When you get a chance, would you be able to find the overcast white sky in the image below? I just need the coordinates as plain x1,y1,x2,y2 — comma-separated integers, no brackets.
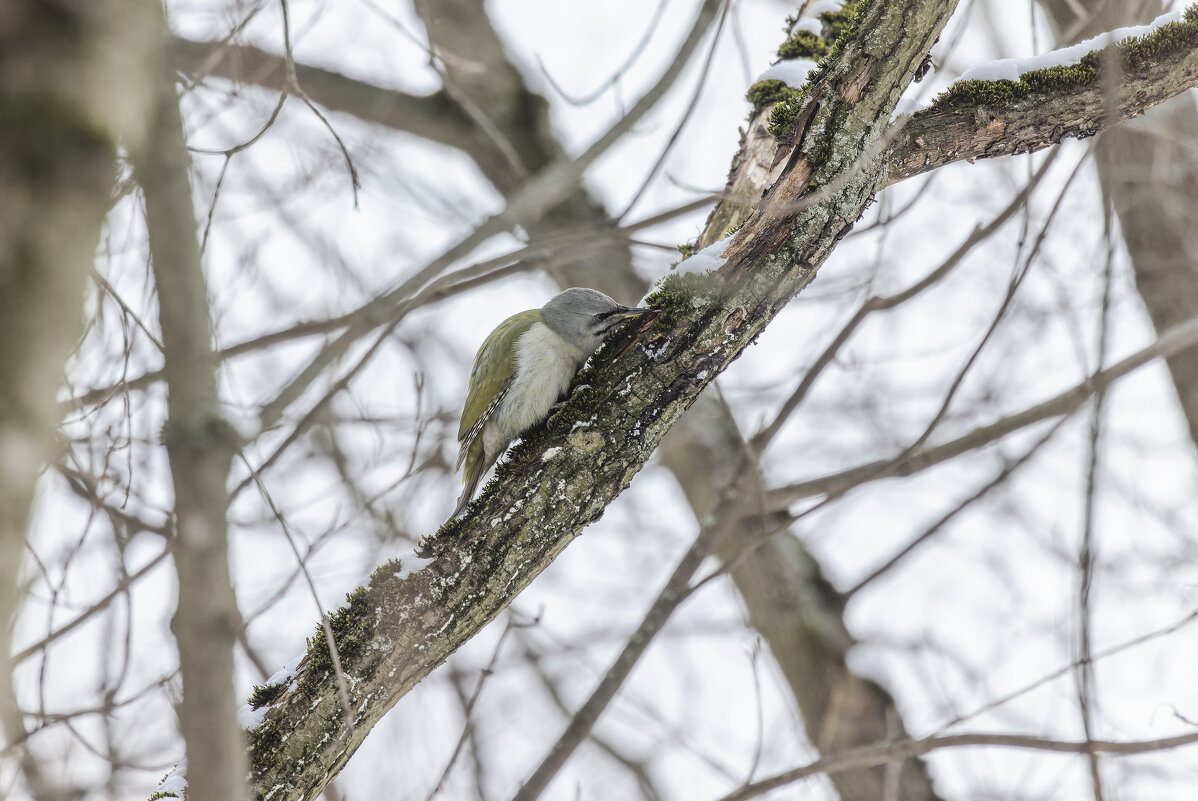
10,1,1198,799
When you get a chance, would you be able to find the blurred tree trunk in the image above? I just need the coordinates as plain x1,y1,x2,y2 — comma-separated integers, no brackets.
413,0,644,303
0,1,155,796
660,414,941,801
1039,0,1198,446
131,3,248,799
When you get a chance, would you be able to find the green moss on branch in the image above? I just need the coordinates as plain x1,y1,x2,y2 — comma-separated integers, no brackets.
745,79,799,109
248,680,289,709
300,558,405,691
765,0,875,139
777,30,829,60
933,9,1198,110
818,4,861,40
745,0,872,132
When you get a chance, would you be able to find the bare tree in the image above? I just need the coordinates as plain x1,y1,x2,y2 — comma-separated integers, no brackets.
5,1,1198,801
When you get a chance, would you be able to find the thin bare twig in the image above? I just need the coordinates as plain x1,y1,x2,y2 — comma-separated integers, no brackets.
509,520,723,801
766,311,1198,511
844,415,1069,596
536,0,670,107
279,0,360,206
12,545,171,666
617,2,730,220
237,452,356,736
751,148,1062,452
1075,193,1118,801
942,605,1198,731
516,632,666,801
423,616,522,801
714,729,1198,801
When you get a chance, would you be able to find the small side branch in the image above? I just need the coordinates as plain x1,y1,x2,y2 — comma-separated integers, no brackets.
888,9,1198,183
716,729,1198,801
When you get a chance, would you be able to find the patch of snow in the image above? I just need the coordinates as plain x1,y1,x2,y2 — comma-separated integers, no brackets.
806,0,844,15
673,239,731,277
889,95,922,121
237,653,303,729
395,551,434,579
238,702,269,730
960,59,1020,83
157,758,187,797
755,58,819,89
959,11,1181,83
793,17,823,36
640,337,672,360
541,446,562,461
503,498,525,521
264,654,303,687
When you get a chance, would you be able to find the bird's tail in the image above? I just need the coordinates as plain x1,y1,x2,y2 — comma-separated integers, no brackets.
452,446,487,518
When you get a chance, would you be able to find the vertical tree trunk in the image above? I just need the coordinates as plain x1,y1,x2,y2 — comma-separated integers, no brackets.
0,1,155,794
130,4,248,800
1039,0,1198,447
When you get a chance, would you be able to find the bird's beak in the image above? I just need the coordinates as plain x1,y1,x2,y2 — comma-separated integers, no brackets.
616,306,656,318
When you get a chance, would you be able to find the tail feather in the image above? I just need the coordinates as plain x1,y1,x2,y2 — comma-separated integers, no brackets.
453,444,487,517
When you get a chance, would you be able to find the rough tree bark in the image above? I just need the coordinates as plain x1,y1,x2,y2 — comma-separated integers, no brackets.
0,1,155,796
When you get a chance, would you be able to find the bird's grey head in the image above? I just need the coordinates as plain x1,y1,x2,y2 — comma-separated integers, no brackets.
541,287,653,355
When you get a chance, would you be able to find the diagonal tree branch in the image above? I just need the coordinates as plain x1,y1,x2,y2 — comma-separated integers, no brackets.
411,5,946,799
169,36,484,166
240,1,961,798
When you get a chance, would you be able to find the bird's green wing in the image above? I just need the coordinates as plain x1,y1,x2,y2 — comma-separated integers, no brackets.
457,310,543,451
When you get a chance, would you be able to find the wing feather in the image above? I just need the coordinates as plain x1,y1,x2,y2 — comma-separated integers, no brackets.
456,310,542,468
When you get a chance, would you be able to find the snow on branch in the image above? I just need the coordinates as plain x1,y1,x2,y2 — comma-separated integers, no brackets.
888,6,1198,184
959,9,1185,82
